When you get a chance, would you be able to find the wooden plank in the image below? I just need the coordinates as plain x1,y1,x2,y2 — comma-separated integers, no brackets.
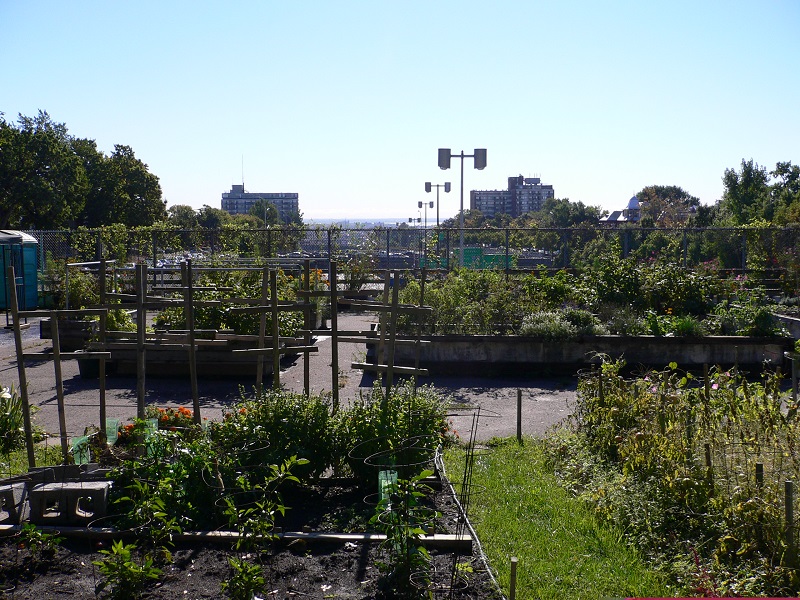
22,352,112,360
338,337,428,345
232,346,319,355
351,362,428,376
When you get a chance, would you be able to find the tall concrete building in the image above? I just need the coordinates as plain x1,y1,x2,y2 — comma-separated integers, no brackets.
221,185,300,222
470,175,555,218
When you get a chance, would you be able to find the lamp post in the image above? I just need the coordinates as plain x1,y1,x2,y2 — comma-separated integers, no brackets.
418,200,434,230
437,149,487,267
424,182,451,230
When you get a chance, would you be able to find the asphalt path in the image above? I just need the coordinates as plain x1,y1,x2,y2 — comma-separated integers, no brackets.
0,312,577,447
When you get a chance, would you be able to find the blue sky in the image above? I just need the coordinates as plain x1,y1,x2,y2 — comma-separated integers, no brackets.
2,1,798,222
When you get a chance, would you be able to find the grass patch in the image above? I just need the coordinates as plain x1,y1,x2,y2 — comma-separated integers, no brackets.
1,444,64,478
443,437,673,600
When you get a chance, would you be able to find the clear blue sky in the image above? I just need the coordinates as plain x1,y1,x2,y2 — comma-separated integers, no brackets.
2,1,798,222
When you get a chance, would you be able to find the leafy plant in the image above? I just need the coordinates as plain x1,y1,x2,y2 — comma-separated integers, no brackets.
93,539,162,599
18,523,64,561
370,469,438,597
222,556,266,600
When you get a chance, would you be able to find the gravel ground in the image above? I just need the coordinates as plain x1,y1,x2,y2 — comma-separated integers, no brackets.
0,312,577,447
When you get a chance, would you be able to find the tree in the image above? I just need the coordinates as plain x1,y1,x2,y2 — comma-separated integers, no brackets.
196,205,231,229
247,198,278,226
770,161,800,224
0,111,88,228
167,204,198,229
635,185,700,226
719,159,770,224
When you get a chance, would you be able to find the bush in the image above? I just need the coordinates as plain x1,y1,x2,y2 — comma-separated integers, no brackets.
519,311,578,340
334,382,453,483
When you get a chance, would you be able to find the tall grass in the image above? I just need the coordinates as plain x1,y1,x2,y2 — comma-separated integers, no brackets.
443,438,671,599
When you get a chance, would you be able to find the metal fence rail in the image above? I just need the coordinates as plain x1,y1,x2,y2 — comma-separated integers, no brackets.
24,226,800,286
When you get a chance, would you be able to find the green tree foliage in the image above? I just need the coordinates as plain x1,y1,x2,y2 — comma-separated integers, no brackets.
196,205,231,229
0,111,88,228
247,198,278,226
167,204,198,228
719,159,771,224
635,185,699,226
0,111,164,229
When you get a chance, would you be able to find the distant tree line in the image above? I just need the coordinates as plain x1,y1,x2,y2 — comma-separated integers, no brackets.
0,111,303,231
2,111,797,233
442,160,800,230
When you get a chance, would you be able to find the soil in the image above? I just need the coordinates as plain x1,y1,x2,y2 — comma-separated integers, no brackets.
0,481,500,599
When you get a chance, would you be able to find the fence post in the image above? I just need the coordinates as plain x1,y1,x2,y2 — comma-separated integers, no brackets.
517,388,522,444
705,443,714,497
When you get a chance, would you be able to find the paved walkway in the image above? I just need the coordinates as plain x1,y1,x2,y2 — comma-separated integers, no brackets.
0,313,576,448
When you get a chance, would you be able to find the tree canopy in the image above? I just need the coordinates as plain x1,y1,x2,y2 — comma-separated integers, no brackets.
0,111,165,229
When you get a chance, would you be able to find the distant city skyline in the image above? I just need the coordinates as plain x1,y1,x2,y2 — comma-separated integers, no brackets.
2,1,797,221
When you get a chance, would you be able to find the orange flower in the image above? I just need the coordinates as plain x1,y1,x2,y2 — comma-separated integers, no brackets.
239,407,248,415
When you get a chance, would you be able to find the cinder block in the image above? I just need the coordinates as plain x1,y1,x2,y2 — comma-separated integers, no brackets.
0,483,29,525
29,481,111,526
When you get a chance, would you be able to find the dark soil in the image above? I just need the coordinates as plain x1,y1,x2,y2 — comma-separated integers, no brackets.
0,482,500,599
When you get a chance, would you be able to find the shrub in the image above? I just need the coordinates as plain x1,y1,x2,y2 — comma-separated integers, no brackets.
520,311,578,340
334,382,453,483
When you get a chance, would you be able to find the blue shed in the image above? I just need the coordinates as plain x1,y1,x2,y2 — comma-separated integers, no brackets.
0,230,39,310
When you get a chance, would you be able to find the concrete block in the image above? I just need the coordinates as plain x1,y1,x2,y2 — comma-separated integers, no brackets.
0,483,28,524
29,481,111,526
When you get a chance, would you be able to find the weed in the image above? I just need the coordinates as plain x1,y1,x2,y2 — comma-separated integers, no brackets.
93,539,161,599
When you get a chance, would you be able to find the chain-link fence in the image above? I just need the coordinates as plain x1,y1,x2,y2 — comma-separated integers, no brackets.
23,226,800,283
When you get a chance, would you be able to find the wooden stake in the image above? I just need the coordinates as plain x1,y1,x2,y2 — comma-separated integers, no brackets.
303,260,311,397
509,556,518,600
185,260,200,424
99,259,107,439
786,480,795,567
756,463,763,551
7,266,36,468
330,260,339,408
256,267,268,394
271,269,280,390
49,311,70,463
517,389,523,444
136,263,146,419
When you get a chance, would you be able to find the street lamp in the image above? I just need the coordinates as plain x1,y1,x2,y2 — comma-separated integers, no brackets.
417,200,434,230
424,181,451,230
437,148,487,267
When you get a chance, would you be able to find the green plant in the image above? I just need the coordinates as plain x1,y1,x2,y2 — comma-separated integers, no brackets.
519,310,578,340
370,469,437,597
222,556,266,600
0,385,27,454
212,390,334,479
335,382,453,484
93,539,162,599
18,523,64,560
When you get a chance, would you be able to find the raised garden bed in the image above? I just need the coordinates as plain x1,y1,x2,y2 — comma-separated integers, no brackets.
386,334,794,375
0,473,497,599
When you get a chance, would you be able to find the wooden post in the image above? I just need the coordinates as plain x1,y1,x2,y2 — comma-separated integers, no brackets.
49,311,70,463
303,260,311,397
385,271,400,397
185,260,200,424
704,443,713,497
270,269,280,390
136,262,146,419
99,259,107,439
256,267,269,394
329,260,339,408
516,388,523,444
376,271,392,388
756,463,764,551
7,266,36,468
786,480,795,567
509,556,518,600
